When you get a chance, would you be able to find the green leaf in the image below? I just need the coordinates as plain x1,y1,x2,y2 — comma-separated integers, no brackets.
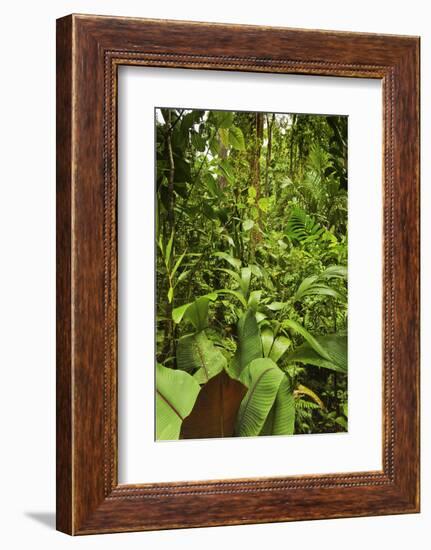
261,328,291,363
156,363,200,440
183,296,216,331
282,320,332,361
216,268,241,287
191,132,206,151
229,126,245,150
266,302,287,311
286,333,347,373
214,110,234,129
203,173,220,197
172,293,217,326
248,290,262,310
271,376,295,435
248,186,257,199
235,358,284,436
214,251,242,270
335,416,348,429
165,231,174,265
217,289,247,308
230,309,262,377
180,110,204,133
167,286,174,303
269,335,291,363
218,127,230,148
176,331,227,382
258,197,270,213
239,267,252,298
174,269,191,286
243,219,254,231
320,265,348,279
261,328,275,358
219,159,235,183
170,250,186,279
294,275,344,302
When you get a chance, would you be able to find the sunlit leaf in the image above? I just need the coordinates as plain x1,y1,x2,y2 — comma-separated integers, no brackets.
177,330,227,382
230,309,262,377
229,126,245,150
156,363,200,440
235,358,284,436
214,251,242,270
286,333,347,373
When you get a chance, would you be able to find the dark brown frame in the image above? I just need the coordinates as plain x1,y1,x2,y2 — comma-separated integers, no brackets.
56,14,420,535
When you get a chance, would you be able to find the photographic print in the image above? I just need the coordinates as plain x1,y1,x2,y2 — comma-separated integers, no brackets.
155,108,348,441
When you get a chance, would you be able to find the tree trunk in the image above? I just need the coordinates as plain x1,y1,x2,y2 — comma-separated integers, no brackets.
249,112,264,253
265,113,275,196
162,110,175,363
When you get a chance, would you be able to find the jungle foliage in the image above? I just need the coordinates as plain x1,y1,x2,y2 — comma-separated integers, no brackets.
155,107,348,440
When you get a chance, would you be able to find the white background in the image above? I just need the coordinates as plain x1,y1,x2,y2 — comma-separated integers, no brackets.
0,1,428,548
118,68,382,483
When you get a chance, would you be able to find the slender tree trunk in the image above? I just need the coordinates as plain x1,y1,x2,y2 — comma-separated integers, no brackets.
166,110,175,230
265,113,275,196
163,110,175,363
289,114,297,180
249,112,264,254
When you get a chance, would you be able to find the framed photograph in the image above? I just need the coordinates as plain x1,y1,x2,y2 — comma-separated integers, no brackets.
56,14,420,534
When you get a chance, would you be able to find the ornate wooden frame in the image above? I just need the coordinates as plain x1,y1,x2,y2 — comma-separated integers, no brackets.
56,14,420,535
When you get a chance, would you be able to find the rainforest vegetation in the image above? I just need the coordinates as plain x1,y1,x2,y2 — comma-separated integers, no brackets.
155,108,348,440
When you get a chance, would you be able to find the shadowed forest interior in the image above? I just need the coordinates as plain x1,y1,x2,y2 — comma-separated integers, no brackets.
155,107,348,441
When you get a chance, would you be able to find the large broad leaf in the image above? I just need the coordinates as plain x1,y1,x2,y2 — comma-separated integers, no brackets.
213,110,234,129
235,358,284,437
239,267,252,298
263,376,295,435
214,251,242,270
286,333,347,373
320,265,347,279
294,275,344,302
180,370,247,439
261,328,291,364
283,319,332,361
230,309,262,377
229,126,246,150
172,293,217,329
176,331,227,383
156,363,200,440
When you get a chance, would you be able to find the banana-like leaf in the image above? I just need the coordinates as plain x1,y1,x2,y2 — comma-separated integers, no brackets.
261,328,291,363
230,309,262,377
172,293,217,328
294,275,344,302
320,265,347,279
283,319,332,361
270,335,291,363
266,301,288,311
248,290,262,310
176,330,227,382
156,363,201,440
272,376,295,435
286,333,347,373
180,370,247,439
217,288,247,308
235,358,284,437
239,267,252,298
261,328,274,358
214,251,241,269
